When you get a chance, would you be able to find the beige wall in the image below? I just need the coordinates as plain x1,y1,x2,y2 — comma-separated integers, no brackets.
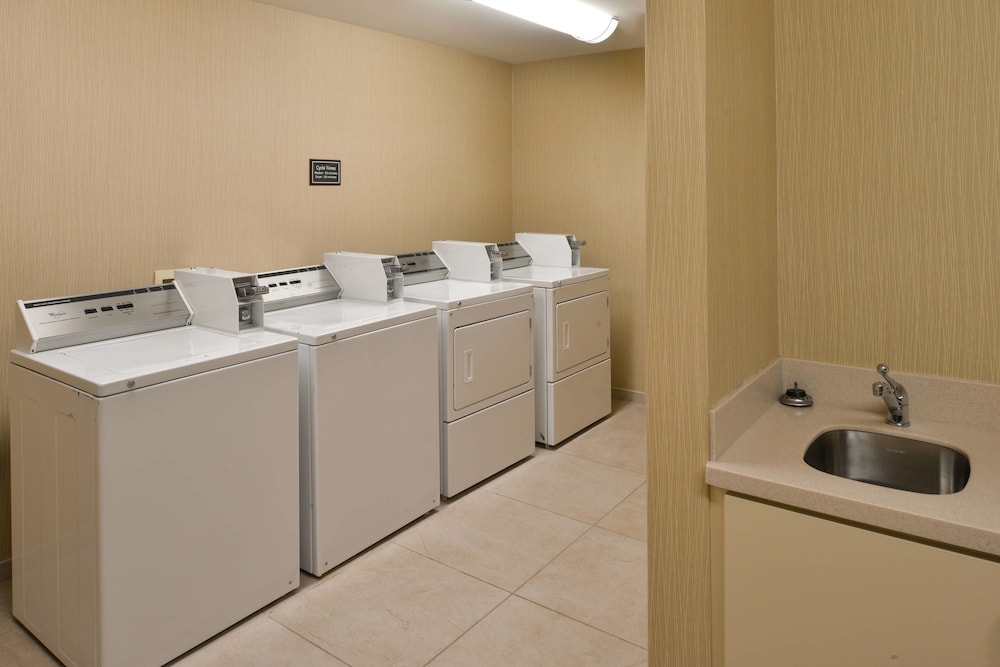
776,1,1000,384
512,49,646,394
647,0,778,664
645,2,712,661
0,0,514,564
648,0,1000,664
707,1,779,399
650,0,1000,661
0,1,650,571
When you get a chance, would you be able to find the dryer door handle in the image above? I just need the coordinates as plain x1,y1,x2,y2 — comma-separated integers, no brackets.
562,321,571,350
464,349,474,383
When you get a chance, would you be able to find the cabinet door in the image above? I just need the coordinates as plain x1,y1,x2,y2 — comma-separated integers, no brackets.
725,495,1000,667
554,291,609,373
452,310,531,411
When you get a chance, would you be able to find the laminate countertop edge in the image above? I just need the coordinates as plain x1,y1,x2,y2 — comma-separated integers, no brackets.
706,401,1000,558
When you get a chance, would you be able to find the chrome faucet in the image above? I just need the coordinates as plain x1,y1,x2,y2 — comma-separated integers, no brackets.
872,363,909,427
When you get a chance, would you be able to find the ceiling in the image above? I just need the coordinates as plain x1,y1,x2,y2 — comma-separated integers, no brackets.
251,0,646,64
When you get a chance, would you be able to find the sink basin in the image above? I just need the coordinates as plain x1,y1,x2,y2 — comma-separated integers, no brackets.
803,429,970,495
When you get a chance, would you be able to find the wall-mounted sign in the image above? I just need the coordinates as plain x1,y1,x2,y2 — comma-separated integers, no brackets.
310,160,341,186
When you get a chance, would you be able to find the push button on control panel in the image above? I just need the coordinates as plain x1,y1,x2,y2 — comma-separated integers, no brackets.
18,283,192,353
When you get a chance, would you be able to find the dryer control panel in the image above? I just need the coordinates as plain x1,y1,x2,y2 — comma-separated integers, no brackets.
432,241,503,282
15,284,191,353
515,232,586,267
324,252,404,302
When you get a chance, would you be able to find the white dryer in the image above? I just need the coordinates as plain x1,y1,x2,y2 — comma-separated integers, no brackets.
255,253,440,576
398,242,535,498
498,233,611,446
9,272,299,667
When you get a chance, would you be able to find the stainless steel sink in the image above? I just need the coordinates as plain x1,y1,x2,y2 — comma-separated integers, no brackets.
803,429,970,495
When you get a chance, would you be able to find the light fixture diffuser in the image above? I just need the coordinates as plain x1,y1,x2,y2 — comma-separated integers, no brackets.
472,0,619,44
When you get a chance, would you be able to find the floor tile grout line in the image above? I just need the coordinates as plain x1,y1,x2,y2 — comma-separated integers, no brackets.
590,479,648,531
272,554,517,667
507,514,649,647
389,517,587,599
509,521,648,602
484,486,624,528
417,590,514,667
266,613,359,666
389,538,521,594
508,591,650,652
548,431,648,472
557,449,648,476
235,513,648,666
420,588,650,666
487,466,646,530
388,488,642,605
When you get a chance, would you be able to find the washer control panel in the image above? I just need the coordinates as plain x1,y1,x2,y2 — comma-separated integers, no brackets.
396,250,448,285
257,265,342,311
15,284,190,353
496,241,532,270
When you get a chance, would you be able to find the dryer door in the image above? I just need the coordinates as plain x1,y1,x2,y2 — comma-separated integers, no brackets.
452,310,531,411
555,291,609,373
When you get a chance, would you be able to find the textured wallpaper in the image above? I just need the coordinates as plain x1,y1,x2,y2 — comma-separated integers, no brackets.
0,0,514,564
645,0,712,662
776,0,1000,384
647,0,778,664
512,49,646,394
707,0,780,404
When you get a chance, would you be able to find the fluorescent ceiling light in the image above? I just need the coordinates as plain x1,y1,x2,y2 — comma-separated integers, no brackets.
472,0,619,44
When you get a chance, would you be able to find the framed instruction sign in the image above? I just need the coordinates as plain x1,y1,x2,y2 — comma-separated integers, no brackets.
310,160,341,186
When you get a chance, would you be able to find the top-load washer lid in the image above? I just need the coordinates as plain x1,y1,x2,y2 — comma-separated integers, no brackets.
502,265,609,288
10,326,297,397
262,298,436,345
402,279,533,310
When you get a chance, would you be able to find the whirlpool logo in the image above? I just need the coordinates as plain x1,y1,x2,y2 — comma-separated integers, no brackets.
47,311,68,319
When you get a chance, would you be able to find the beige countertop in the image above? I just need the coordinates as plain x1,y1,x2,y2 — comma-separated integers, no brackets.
707,359,1000,558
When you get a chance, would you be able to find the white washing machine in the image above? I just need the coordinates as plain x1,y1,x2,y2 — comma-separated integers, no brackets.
8,271,300,667
255,253,440,576
398,241,535,498
498,233,611,446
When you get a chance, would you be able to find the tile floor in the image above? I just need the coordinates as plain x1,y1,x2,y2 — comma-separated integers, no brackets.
0,400,647,667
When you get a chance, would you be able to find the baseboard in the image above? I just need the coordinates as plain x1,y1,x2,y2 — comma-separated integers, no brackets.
0,558,10,582
612,387,646,404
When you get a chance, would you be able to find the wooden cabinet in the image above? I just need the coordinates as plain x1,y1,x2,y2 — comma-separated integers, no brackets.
723,494,1000,667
